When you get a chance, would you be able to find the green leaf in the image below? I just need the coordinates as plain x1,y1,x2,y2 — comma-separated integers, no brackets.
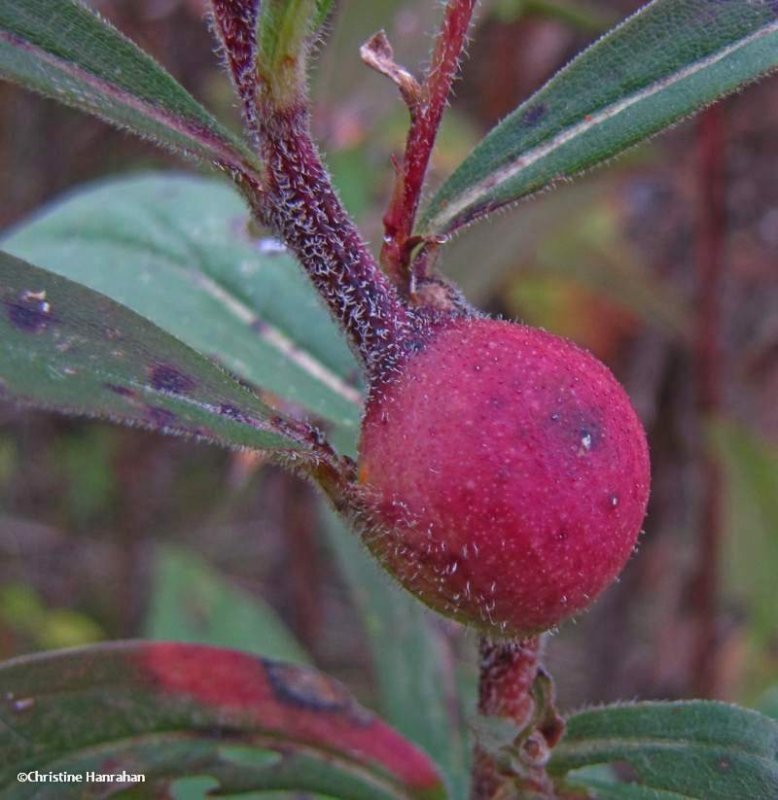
0,0,258,174
3,173,362,448
256,0,327,101
420,0,778,235
571,778,689,799
757,686,778,721
711,420,778,652
0,642,447,800
550,700,778,800
145,544,309,664
314,0,337,30
322,506,472,800
0,250,310,454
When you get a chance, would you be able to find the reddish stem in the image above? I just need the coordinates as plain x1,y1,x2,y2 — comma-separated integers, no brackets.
254,107,418,378
690,103,726,698
208,0,261,136
380,0,478,283
471,636,562,800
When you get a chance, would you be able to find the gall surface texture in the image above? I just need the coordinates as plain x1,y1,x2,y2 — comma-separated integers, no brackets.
357,318,650,637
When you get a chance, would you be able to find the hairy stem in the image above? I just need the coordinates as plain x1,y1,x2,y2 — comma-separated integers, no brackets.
380,0,478,283
471,636,562,800
208,0,262,136
252,106,417,378
690,103,726,698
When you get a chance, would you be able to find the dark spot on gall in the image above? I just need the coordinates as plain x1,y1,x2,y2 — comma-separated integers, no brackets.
149,364,196,394
552,408,604,453
264,661,371,724
521,103,547,127
579,428,594,451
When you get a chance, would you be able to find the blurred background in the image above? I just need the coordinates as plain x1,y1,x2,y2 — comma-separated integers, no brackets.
0,0,776,736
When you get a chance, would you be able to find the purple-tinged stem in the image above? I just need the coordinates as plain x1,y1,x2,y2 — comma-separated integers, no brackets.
471,636,563,800
379,0,478,284
254,106,417,378
208,0,262,137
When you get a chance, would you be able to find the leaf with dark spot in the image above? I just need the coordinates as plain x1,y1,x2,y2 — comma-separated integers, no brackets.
521,103,547,127
3,173,362,454
0,642,446,800
149,363,197,394
0,251,311,455
104,382,135,398
420,0,778,234
4,289,56,334
265,660,371,720
145,406,178,429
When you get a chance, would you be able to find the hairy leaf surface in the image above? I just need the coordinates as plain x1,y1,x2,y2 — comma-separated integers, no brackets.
0,642,446,800
550,701,778,800
0,0,257,173
421,0,778,234
0,251,310,454
3,174,362,444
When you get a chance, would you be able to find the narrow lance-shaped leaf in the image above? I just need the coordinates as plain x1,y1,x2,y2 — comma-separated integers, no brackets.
313,0,337,30
256,0,331,102
0,0,259,176
145,544,311,664
711,419,778,651
0,251,311,455
322,506,472,800
549,700,778,800
420,0,778,235
210,0,334,128
2,174,363,449
0,642,447,800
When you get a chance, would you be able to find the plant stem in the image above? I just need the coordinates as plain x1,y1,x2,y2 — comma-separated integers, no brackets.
471,635,562,800
690,103,727,698
379,0,478,283
253,106,417,378
208,0,262,136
